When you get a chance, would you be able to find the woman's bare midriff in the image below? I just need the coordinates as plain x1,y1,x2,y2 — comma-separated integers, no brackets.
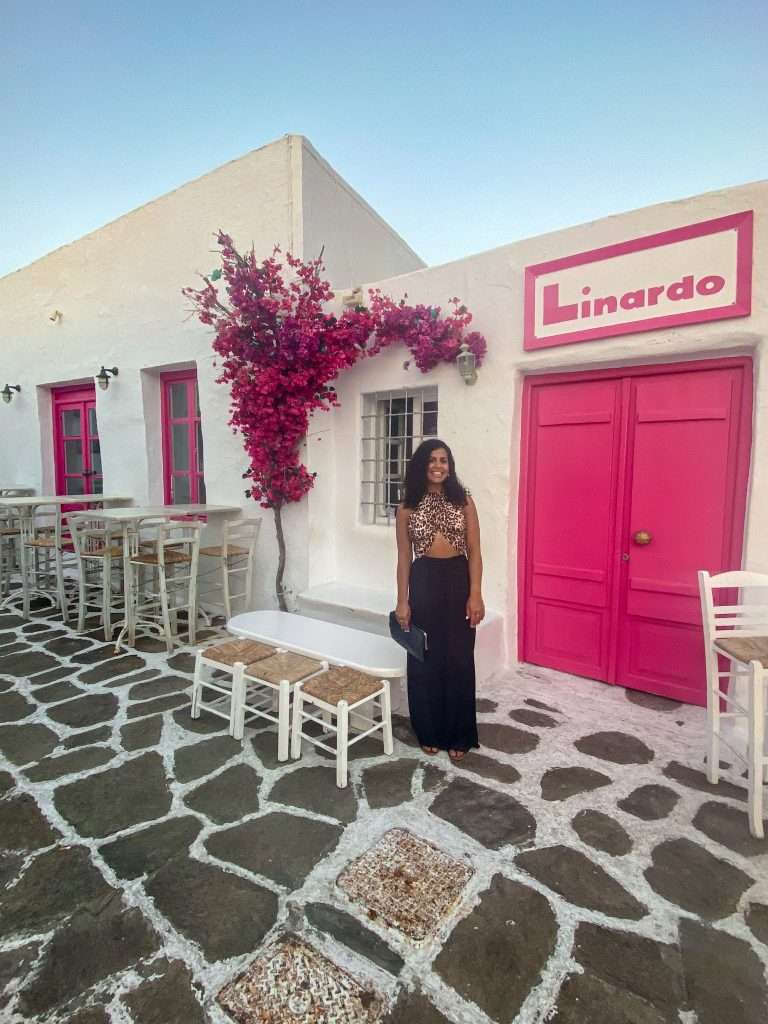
423,530,461,558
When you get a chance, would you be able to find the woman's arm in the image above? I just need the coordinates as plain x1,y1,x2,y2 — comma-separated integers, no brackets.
395,504,413,628
465,496,485,627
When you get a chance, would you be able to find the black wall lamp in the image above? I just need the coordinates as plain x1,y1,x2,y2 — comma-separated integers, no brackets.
96,366,119,391
1,384,21,405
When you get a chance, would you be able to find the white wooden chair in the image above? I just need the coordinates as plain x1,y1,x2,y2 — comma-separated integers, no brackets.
199,517,261,619
117,519,201,653
18,507,75,622
291,667,394,787
698,569,768,838
67,513,124,640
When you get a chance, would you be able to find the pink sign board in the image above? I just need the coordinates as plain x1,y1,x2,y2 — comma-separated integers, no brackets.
523,211,753,351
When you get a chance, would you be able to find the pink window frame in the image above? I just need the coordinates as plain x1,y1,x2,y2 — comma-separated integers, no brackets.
160,370,205,505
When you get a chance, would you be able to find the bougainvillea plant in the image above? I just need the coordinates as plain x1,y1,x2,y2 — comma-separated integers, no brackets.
183,231,486,609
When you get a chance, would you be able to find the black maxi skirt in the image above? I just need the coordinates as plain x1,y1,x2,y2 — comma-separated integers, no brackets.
407,555,479,752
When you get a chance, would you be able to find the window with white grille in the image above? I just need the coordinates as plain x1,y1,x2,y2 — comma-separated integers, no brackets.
361,387,438,524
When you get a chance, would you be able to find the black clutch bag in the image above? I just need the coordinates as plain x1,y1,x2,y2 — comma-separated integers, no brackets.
388,611,428,662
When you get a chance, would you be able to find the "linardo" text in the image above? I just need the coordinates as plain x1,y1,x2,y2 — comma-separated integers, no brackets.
542,273,726,325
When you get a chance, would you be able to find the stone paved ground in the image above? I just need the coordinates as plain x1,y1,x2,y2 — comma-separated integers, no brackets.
0,602,767,1023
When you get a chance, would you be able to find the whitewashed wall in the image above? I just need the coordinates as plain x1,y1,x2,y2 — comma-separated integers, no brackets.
309,179,768,666
0,135,425,610
299,138,425,290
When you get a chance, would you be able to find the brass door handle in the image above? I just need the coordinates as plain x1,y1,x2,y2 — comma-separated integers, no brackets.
632,530,652,546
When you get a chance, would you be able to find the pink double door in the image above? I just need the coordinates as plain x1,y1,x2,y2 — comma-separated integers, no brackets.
520,357,753,706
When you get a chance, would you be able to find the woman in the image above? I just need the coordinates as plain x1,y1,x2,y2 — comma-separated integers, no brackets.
395,438,484,761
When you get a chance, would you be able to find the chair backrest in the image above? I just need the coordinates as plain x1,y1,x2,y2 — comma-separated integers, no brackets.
133,518,202,571
66,513,120,558
222,517,261,557
20,504,59,545
698,569,768,646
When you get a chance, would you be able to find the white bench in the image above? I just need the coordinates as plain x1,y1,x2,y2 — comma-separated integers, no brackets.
297,581,505,685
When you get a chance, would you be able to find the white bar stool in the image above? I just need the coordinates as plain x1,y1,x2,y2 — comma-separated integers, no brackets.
291,666,394,787
199,518,261,618
67,513,124,640
191,638,277,735
117,519,201,653
698,569,768,838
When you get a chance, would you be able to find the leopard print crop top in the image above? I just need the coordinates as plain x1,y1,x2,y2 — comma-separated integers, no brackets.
407,491,469,558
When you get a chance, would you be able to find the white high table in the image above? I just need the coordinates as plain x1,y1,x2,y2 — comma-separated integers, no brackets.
89,504,241,647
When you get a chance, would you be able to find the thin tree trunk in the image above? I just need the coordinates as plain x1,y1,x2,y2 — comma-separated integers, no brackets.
273,503,288,611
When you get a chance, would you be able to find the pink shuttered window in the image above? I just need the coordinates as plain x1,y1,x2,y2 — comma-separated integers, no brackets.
161,370,206,505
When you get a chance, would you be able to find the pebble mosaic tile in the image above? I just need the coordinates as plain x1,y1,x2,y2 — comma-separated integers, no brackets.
336,828,474,942
217,934,382,1024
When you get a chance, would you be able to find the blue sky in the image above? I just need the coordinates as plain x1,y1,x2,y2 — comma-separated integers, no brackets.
1,0,766,279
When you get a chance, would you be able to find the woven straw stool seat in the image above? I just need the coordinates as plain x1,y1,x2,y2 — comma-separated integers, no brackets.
0,527,20,536
25,534,57,548
714,636,768,668
131,548,191,565
199,543,249,557
83,544,123,559
303,666,383,705
248,651,324,684
204,638,275,667
291,666,394,788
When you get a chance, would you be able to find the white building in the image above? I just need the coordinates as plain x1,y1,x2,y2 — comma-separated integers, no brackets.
2,134,766,707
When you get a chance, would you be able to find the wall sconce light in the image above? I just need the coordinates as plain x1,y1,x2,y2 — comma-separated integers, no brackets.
1,384,21,405
456,342,478,385
95,366,119,391
49,309,63,323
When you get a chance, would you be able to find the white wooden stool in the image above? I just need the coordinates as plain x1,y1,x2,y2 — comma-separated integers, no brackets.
235,650,328,760
291,666,394,787
191,638,276,735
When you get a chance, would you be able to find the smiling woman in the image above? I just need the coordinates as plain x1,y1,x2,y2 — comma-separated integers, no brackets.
395,438,484,762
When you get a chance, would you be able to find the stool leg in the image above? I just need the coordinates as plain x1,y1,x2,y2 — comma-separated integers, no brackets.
291,684,304,759
191,651,204,719
55,545,69,624
381,681,394,754
187,561,198,646
158,566,174,654
222,556,232,620
231,662,246,740
337,699,349,788
103,555,114,641
277,678,291,762
77,559,87,632
748,661,765,839
21,542,30,619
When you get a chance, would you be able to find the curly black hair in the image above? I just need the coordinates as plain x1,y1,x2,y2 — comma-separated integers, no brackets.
401,438,468,508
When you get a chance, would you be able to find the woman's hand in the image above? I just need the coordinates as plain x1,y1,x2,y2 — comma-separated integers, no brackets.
466,593,485,628
395,600,411,630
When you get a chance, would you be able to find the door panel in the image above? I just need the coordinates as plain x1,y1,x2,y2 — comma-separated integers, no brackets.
616,367,748,703
523,378,622,681
53,386,99,499
521,359,752,707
